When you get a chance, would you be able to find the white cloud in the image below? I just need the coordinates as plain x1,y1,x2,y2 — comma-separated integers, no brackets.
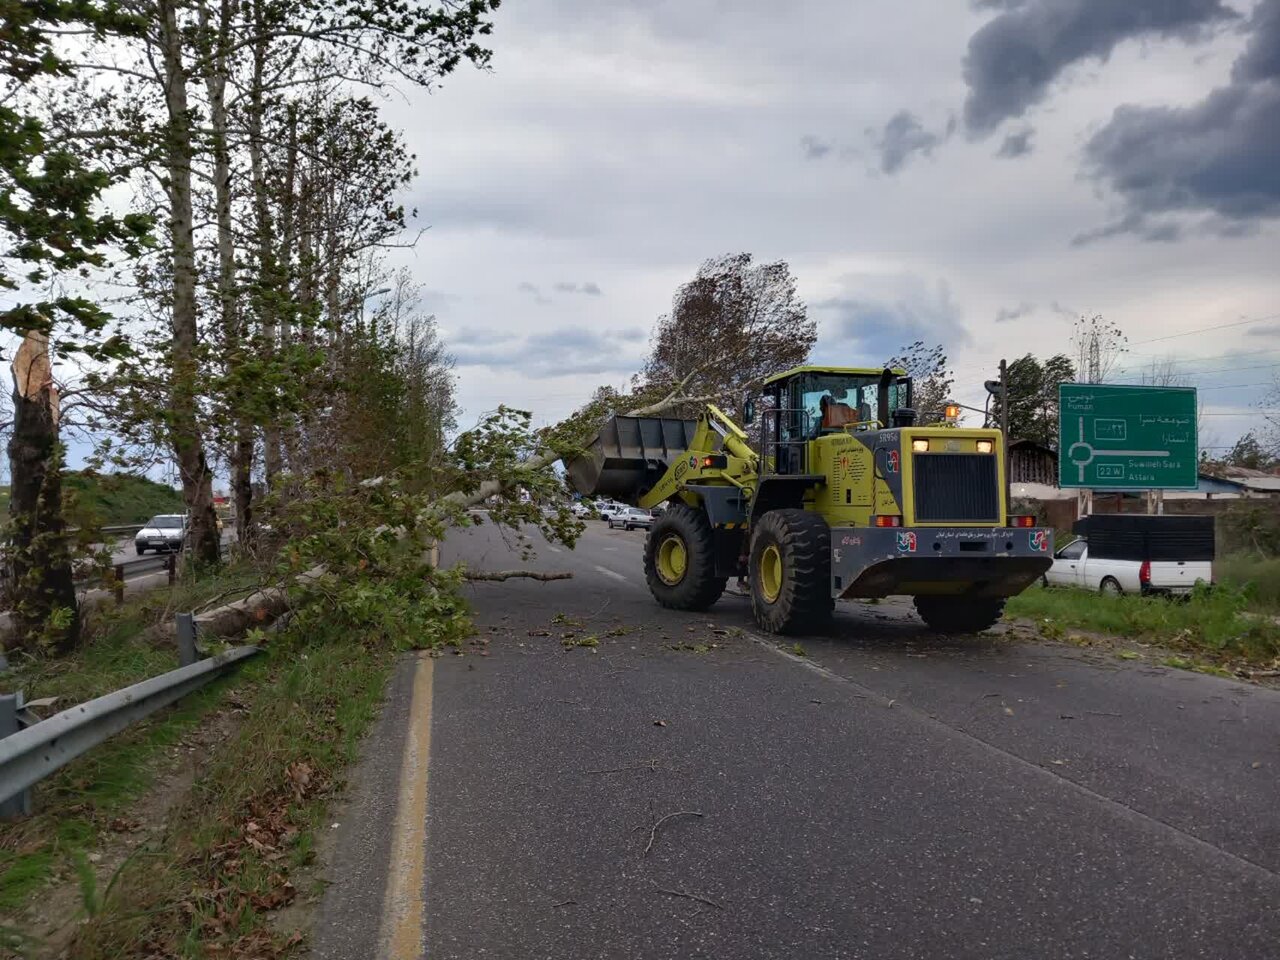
383,0,1280,444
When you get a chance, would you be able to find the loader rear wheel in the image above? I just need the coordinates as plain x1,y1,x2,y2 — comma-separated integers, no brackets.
644,503,726,611
749,509,833,635
914,596,1006,634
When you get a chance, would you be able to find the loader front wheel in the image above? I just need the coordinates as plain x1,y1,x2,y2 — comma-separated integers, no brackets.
749,509,833,635
644,503,726,611
914,596,1006,634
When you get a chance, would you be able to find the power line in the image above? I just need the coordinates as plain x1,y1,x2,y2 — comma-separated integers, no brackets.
1120,346,1280,366
1126,313,1280,347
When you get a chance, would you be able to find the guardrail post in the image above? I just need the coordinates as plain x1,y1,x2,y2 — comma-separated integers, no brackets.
0,694,32,818
113,564,125,605
175,613,198,667
167,553,176,585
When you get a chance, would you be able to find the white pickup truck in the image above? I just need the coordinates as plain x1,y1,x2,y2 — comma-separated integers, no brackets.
1045,537,1212,596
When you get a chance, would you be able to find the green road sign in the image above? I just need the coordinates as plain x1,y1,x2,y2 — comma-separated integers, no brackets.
1058,384,1198,490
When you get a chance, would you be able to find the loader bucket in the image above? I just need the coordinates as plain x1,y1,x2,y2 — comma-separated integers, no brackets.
564,415,697,504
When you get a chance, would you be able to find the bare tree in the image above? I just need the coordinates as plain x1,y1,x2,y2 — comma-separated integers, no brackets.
1071,314,1127,384
885,341,953,424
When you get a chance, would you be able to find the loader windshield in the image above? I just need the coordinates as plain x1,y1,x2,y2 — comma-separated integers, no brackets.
798,374,910,435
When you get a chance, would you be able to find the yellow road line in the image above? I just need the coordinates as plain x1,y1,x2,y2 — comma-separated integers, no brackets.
379,653,435,960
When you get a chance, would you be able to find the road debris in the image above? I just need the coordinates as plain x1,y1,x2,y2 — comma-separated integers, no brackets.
643,810,705,857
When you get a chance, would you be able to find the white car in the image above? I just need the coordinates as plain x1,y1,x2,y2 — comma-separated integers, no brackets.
135,514,186,555
607,507,654,531
1045,538,1212,596
594,500,627,521
570,502,596,519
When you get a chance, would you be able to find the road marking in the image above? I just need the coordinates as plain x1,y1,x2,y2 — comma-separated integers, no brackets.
593,564,629,583
744,629,1279,883
379,654,434,960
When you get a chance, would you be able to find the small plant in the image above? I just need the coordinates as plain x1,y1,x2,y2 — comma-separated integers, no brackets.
791,642,806,657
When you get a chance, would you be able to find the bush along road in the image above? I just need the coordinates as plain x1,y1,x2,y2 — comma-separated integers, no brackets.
312,519,1280,960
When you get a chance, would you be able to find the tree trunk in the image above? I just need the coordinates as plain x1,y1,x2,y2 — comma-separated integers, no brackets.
247,5,282,488
159,0,220,567
200,0,249,549
264,102,298,480
6,332,79,654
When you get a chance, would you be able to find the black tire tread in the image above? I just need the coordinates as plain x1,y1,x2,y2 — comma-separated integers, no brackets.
913,596,1006,634
644,503,726,611
749,508,833,635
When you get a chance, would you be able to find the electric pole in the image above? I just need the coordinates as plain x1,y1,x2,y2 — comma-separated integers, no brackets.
999,358,1011,512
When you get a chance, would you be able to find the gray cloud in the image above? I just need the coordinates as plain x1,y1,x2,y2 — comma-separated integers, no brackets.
517,281,540,294
1080,3,1280,241
452,324,646,378
963,0,1237,136
995,301,1035,322
997,129,1034,158
873,111,944,174
1246,322,1280,337
813,280,972,364
550,281,605,296
800,134,834,159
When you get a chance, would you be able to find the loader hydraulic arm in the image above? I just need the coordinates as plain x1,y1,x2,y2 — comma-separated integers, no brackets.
638,404,758,510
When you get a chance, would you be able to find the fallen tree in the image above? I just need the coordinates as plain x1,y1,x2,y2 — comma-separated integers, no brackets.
183,374,711,643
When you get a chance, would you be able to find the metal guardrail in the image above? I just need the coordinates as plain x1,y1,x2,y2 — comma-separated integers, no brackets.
0,634,260,816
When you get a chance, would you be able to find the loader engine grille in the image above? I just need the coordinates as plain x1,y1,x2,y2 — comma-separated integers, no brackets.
913,454,1000,523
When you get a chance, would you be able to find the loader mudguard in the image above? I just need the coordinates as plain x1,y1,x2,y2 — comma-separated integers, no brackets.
830,525,1053,600
748,475,825,526
685,484,749,578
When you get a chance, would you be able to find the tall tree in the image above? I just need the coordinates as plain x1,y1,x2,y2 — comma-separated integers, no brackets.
1,0,149,652
641,253,814,418
1003,353,1076,447
885,341,953,424
1224,431,1276,471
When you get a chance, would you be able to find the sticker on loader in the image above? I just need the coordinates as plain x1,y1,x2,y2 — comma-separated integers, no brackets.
1030,530,1050,552
897,531,917,553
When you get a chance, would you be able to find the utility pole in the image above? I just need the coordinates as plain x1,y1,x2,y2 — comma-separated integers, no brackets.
999,358,1011,513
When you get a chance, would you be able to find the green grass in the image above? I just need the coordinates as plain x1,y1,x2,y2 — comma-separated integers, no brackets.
70,623,398,958
1007,581,1280,664
1215,553,1280,615
0,471,185,530
64,471,185,526
0,563,267,932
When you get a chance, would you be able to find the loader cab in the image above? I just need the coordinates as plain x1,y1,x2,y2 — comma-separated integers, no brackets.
746,366,913,475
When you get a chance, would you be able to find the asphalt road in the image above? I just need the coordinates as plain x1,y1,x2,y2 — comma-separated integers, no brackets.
314,519,1280,960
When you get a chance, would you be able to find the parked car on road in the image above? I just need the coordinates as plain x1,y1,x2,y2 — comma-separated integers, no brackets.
594,500,627,521
1045,537,1212,596
135,514,186,555
607,507,654,531
571,501,597,519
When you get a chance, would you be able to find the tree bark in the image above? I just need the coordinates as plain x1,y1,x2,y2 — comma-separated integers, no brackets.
247,1,282,491
6,333,79,654
159,0,220,567
198,0,252,549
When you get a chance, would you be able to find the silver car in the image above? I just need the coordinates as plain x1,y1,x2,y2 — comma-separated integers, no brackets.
135,514,186,554
607,507,654,531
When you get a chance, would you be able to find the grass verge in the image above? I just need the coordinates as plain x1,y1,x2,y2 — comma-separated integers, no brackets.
0,562,266,943
66,621,399,958
1215,553,1280,615
1006,581,1280,666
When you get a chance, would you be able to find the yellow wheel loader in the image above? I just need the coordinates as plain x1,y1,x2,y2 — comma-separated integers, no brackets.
566,366,1053,635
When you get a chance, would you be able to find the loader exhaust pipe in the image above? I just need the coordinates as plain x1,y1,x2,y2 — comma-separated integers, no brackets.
878,368,894,428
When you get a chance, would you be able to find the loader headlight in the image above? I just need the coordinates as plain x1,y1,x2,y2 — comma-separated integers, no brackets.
911,439,930,452
976,440,993,454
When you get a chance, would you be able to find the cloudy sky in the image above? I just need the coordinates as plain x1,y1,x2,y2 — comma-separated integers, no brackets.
383,0,1280,454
